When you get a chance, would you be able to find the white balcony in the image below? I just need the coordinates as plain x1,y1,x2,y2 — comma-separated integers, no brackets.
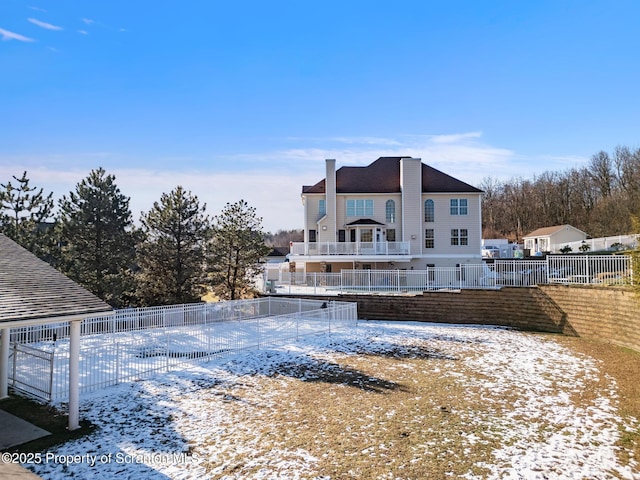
290,241,411,256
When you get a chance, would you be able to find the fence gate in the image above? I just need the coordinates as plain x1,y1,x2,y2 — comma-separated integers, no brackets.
9,343,55,402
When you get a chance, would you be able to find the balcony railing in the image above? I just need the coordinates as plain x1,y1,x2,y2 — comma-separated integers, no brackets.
290,241,411,256
265,255,635,294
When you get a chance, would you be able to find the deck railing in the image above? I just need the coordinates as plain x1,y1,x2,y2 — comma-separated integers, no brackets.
267,255,635,294
289,241,411,256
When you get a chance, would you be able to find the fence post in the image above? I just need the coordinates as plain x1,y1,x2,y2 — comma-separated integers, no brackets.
585,256,590,282
115,342,120,385
48,349,55,403
166,327,170,373
12,342,17,389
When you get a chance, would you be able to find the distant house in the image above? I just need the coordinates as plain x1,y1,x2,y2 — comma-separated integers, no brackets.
264,246,290,263
523,225,587,254
289,156,483,273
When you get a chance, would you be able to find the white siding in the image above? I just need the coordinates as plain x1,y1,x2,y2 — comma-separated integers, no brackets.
400,158,422,253
421,193,482,257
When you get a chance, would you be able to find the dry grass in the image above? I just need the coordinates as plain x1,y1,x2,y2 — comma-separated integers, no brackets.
192,334,640,479
552,335,640,464
4,328,639,479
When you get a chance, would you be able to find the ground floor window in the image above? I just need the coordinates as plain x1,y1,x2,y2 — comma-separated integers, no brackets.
450,228,468,246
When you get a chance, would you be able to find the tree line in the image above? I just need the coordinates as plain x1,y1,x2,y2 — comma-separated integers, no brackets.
0,168,270,308
481,145,640,242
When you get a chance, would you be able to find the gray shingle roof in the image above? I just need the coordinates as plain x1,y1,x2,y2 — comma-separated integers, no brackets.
0,234,112,323
302,157,482,194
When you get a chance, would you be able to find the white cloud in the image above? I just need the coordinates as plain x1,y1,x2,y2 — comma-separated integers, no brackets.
0,132,589,232
81,18,94,25
328,136,404,146
428,131,483,144
0,27,35,42
77,30,88,35
29,6,47,13
28,18,63,31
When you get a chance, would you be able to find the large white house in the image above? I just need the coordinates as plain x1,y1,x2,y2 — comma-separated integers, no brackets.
289,157,483,273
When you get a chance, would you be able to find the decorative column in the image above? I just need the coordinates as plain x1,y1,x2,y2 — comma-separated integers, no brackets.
0,327,9,399
68,320,81,430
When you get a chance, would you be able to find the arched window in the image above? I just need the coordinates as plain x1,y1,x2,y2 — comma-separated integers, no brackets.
385,200,395,223
424,199,435,222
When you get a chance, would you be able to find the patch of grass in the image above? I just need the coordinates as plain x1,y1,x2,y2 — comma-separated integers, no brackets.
0,395,94,453
552,335,640,464
197,350,505,479
192,336,640,479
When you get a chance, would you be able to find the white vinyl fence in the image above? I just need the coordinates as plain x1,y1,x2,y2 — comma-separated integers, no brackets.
551,234,639,254
268,255,635,294
8,297,358,402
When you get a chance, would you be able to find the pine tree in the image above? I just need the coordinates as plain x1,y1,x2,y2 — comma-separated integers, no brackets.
57,168,137,307
137,186,210,306
208,200,270,300
0,171,55,257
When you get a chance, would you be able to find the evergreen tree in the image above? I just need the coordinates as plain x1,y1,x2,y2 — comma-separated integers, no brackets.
0,171,55,257
57,168,137,307
208,200,270,300
137,186,209,306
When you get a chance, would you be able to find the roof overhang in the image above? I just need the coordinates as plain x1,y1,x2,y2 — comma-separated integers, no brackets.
344,219,385,227
0,310,114,329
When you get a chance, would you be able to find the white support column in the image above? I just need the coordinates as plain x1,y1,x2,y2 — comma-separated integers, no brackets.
68,320,81,431
0,327,9,399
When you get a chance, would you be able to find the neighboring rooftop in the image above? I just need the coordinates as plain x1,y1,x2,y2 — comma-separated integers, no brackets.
524,225,586,238
0,234,112,323
302,156,483,194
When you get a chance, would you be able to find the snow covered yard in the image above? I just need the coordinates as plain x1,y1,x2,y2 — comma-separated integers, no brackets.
26,321,639,479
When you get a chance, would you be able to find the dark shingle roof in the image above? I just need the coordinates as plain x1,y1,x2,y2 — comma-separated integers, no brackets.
345,219,385,226
0,234,112,323
267,247,290,257
302,157,482,194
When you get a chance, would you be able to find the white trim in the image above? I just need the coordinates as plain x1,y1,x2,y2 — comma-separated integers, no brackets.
0,311,113,329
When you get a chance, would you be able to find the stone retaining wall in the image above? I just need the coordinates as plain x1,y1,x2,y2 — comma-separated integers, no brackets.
277,285,640,352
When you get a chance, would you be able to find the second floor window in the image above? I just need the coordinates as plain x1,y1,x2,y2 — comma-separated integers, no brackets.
425,229,434,248
450,198,468,215
451,228,468,246
308,229,317,243
319,199,326,217
385,200,395,223
346,199,374,217
425,199,435,222
386,229,396,242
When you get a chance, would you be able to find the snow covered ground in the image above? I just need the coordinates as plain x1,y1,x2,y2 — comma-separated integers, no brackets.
25,321,639,479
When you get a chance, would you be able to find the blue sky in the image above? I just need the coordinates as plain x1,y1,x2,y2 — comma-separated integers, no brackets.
1,1,639,232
